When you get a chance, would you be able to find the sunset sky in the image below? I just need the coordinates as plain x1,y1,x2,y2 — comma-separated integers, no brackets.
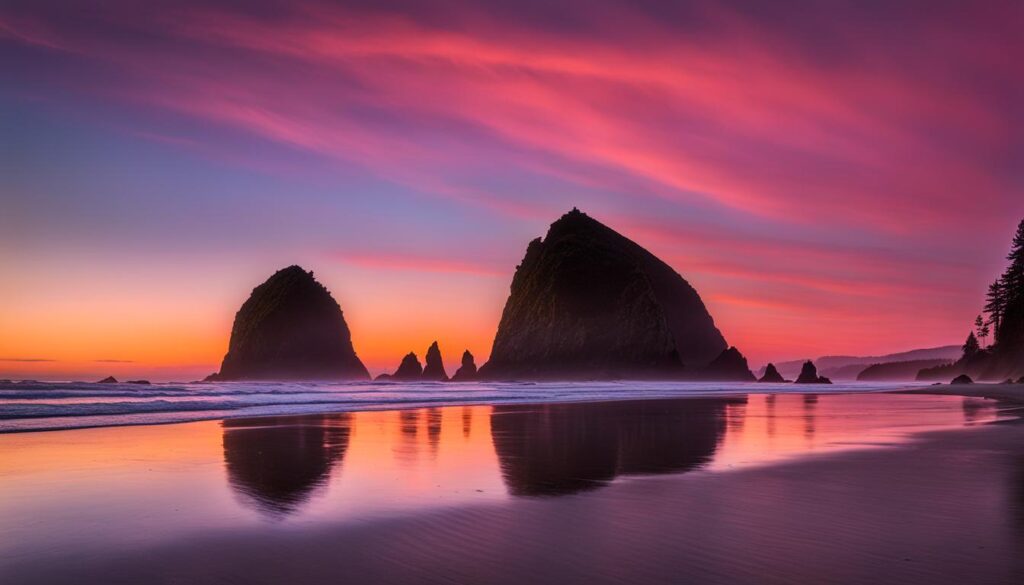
2,0,1022,380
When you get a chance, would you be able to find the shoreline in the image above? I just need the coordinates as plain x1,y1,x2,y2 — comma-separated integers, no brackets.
1,382,913,435
6,380,1024,435
896,382,1024,405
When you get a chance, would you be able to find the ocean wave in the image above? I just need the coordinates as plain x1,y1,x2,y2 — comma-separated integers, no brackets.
0,379,918,433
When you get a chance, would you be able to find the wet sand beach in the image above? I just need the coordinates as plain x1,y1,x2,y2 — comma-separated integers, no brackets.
2,391,1023,584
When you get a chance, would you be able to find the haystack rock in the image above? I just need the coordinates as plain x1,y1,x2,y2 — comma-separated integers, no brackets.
451,350,478,382
699,347,756,381
478,209,727,380
794,361,832,384
390,352,423,380
951,374,974,385
421,341,449,381
97,376,118,384
758,363,787,383
207,266,369,381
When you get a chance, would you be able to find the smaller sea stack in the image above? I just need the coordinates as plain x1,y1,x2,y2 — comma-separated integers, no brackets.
758,363,787,383
451,350,478,382
391,353,423,380
699,347,755,381
951,374,974,385
421,342,449,381
795,361,832,384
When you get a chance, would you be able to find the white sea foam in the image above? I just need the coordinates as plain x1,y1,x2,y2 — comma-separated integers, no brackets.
0,379,924,433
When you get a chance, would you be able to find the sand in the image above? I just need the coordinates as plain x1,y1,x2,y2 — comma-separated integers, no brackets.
5,422,1023,584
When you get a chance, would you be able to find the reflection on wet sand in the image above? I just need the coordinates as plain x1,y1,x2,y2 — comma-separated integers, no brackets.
222,414,351,517
490,398,739,496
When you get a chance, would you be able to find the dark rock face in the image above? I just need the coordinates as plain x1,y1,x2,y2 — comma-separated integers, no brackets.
758,363,787,383
795,361,832,384
126,380,151,385
479,209,727,380
208,266,369,381
392,352,423,380
699,347,755,381
451,350,478,382
951,374,974,385
421,341,448,381
97,376,117,384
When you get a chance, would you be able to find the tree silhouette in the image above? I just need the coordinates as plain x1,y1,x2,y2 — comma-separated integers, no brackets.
985,279,1005,343
962,332,980,359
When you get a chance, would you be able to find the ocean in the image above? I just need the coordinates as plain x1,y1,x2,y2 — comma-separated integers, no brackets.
0,379,926,433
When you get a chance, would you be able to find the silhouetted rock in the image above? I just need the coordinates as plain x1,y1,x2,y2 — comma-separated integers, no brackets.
97,376,117,383
699,347,755,381
126,380,151,385
795,361,831,384
421,341,448,381
479,209,727,380
391,352,423,380
1018,377,1024,384
758,363,787,383
451,350,478,382
207,266,369,381
951,374,974,385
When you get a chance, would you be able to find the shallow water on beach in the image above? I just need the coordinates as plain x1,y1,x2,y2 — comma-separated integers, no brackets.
1,392,1022,584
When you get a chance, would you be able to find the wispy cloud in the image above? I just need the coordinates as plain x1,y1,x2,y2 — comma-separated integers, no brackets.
0,358,56,362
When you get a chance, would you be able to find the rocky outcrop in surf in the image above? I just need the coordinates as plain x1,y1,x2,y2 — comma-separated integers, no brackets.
207,266,368,381
451,350,478,382
421,341,449,381
758,363,787,383
795,361,832,384
387,352,423,380
478,209,727,380
698,347,755,381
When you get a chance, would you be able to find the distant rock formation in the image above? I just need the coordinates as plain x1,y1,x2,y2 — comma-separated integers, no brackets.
126,380,151,385
421,341,449,381
698,347,756,381
951,374,974,385
97,376,117,383
390,352,423,380
451,350,478,382
856,359,952,381
758,363,787,383
478,209,727,380
765,345,962,381
207,266,369,381
795,361,832,384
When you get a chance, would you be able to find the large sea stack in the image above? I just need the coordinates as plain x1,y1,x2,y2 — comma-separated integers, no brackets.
208,266,369,381
478,209,727,380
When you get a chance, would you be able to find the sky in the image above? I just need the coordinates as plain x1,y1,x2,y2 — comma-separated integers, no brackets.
1,0,1022,381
